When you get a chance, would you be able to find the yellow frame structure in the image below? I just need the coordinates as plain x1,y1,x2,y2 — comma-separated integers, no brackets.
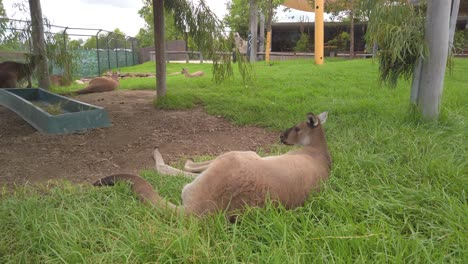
314,0,324,64
267,0,324,64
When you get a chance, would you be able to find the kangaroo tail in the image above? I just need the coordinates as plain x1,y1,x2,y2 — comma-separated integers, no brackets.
56,87,89,96
56,91,76,96
93,174,185,216
75,87,91,94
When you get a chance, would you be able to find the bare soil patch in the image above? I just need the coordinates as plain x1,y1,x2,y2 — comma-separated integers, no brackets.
0,90,278,186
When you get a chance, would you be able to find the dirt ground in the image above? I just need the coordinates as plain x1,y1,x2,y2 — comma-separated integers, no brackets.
0,90,278,187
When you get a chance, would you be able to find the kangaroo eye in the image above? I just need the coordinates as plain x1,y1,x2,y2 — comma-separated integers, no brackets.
294,127,300,132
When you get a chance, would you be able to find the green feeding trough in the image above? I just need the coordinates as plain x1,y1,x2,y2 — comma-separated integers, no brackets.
0,88,111,134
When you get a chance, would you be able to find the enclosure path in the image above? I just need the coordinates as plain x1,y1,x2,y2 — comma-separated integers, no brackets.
0,90,278,187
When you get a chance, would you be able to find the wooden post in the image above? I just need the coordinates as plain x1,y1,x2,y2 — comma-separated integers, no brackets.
314,0,324,65
266,31,272,64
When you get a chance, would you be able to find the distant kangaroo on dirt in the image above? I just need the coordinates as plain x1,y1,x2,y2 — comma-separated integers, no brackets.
0,55,37,88
74,71,119,94
94,112,331,221
181,68,204,78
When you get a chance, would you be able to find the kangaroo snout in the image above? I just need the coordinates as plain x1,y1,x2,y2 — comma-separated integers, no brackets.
280,131,289,144
280,127,295,145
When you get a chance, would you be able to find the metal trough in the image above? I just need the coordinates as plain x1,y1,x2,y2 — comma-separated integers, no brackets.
0,88,111,134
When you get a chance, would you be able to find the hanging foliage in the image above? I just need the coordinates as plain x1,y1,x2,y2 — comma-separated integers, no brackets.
164,0,252,84
43,23,80,85
366,0,427,87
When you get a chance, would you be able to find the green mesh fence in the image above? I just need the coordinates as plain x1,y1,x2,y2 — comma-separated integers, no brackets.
50,49,138,78
1,18,140,80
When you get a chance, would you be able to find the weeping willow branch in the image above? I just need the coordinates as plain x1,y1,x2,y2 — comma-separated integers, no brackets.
366,0,427,87
165,0,252,84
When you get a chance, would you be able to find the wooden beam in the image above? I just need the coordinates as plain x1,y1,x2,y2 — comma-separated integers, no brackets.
314,0,324,64
266,31,272,64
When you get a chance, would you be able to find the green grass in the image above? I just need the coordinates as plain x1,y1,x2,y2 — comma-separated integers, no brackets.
5,58,468,263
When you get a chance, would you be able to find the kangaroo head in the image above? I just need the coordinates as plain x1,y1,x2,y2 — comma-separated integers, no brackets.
280,112,328,146
181,68,188,74
111,70,120,81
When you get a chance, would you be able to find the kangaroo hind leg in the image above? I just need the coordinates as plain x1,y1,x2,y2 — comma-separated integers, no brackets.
184,159,213,173
153,148,199,178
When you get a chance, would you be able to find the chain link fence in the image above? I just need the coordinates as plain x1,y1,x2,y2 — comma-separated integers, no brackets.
0,17,139,78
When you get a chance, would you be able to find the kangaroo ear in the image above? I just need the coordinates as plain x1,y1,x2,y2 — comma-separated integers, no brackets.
306,113,319,127
317,111,328,124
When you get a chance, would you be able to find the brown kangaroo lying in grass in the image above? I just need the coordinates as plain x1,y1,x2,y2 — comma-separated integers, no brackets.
0,55,37,88
94,112,331,221
181,68,204,78
74,71,119,94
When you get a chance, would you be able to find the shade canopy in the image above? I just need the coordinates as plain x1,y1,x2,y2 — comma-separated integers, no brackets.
283,0,468,15
282,0,314,12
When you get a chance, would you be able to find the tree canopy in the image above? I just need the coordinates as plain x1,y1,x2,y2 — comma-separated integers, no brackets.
366,0,455,120
136,0,186,48
324,0,376,57
366,0,426,87
224,0,283,39
83,28,128,49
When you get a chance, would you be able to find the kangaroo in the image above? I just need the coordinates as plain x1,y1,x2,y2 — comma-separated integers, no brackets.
0,71,18,88
49,74,73,87
181,68,204,78
94,112,331,221
74,71,119,94
0,55,37,88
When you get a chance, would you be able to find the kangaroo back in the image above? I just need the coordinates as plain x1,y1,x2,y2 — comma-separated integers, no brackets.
75,71,119,94
0,71,18,88
181,68,204,78
0,58,36,88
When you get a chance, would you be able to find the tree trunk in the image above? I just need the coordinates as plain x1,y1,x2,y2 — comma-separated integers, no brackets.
417,0,451,120
465,21,468,48
28,0,50,89
265,0,274,64
448,0,460,49
249,0,258,63
259,12,265,57
372,42,378,58
349,9,355,58
410,58,423,104
153,0,166,98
